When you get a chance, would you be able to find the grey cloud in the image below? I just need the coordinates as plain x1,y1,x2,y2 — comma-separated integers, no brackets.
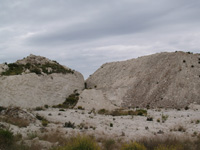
0,0,200,78
26,0,200,46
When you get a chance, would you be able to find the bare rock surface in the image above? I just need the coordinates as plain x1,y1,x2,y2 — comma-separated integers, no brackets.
76,89,118,110
35,107,200,141
85,51,200,109
0,54,84,108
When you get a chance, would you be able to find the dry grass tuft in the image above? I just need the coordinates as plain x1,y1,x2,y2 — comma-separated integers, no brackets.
0,116,30,127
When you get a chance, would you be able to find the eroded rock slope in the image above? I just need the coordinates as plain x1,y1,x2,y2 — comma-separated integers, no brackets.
0,54,84,108
79,51,200,109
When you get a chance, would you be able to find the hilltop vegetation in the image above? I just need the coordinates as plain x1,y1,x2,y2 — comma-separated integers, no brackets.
1,62,74,76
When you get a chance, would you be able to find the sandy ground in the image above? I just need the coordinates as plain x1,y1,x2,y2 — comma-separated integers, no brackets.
7,108,198,140
0,107,199,149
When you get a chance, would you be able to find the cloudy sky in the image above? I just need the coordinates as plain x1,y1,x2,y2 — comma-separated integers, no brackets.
0,0,200,78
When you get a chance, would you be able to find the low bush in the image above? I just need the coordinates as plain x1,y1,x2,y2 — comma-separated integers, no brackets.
139,136,199,150
64,121,76,129
136,109,147,116
40,62,74,74
34,107,44,111
110,123,113,127
0,106,6,112
0,128,14,149
1,63,24,76
98,109,109,115
53,94,79,109
97,109,147,116
184,106,189,110
59,109,65,111
161,114,169,123
0,116,30,128
103,139,116,150
36,114,44,120
30,67,41,74
147,117,153,121
77,106,84,110
54,135,100,150
36,114,48,127
177,126,186,132
1,62,74,76
154,145,183,150
121,142,146,150
39,132,66,146
42,120,48,127
44,105,49,109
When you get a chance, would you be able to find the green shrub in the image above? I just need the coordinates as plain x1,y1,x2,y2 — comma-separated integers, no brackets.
121,142,146,150
44,105,49,109
59,109,65,111
154,145,183,150
110,109,128,116
53,94,79,109
55,135,100,150
177,126,186,132
1,63,24,75
0,106,6,112
64,94,79,106
136,109,147,116
103,139,116,150
147,117,153,121
36,114,48,127
196,120,200,124
184,106,189,110
42,120,48,127
162,114,169,123
36,114,44,120
110,123,113,127
40,62,74,74
64,121,75,129
1,62,74,76
98,109,148,116
98,109,109,115
0,128,14,149
34,106,44,111
77,106,84,110
30,67,41,74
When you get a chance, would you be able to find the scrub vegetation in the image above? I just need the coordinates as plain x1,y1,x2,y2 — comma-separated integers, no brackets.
1,62,74,76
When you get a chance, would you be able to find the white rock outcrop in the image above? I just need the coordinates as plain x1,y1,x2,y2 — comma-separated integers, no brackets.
0,55,84,108
76,89,118,110
81,51,200,109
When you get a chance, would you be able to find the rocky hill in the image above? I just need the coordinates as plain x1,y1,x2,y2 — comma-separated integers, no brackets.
0,54,84,108
77,51,200,109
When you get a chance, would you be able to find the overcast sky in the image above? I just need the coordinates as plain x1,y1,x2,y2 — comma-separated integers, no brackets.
0,0,200,78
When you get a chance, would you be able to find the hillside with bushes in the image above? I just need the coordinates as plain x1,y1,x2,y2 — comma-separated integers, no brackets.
0,54,84,108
